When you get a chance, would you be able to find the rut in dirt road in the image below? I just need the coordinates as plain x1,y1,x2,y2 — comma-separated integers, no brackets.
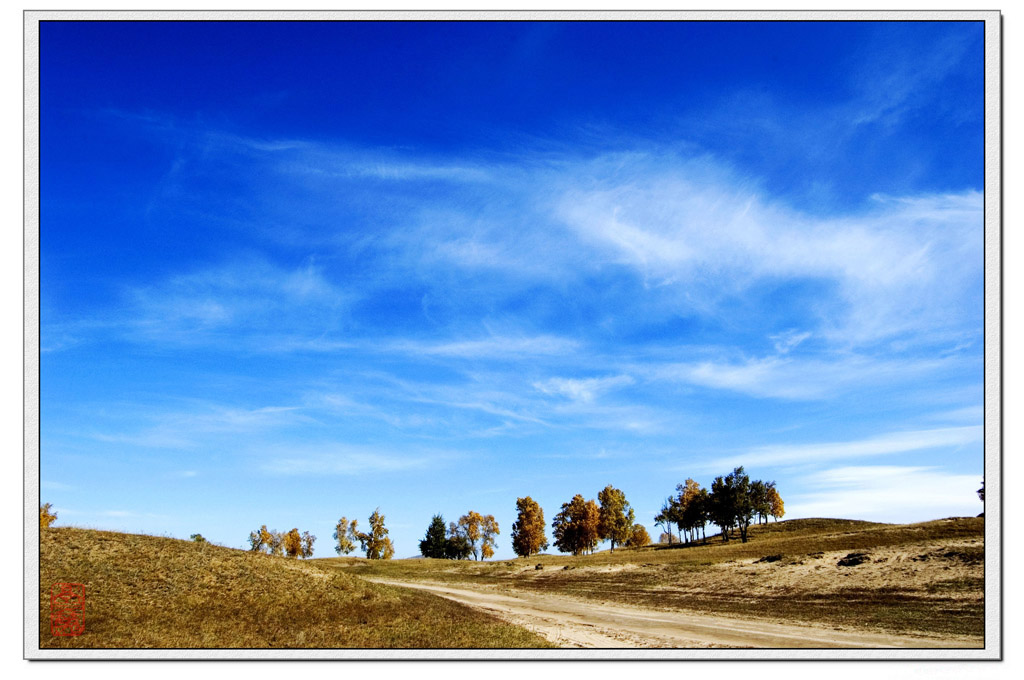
367,578,983,649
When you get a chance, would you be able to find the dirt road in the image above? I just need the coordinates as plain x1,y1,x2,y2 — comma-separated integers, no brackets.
369,578,981,649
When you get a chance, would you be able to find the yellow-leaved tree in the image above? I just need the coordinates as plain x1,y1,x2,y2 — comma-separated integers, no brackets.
511,496,548,558
40,503,57,529
552,494,600,556
457,511,483,560
284,528,303,558
626,523,651,548
767,486,785,522
480,514,500,560
356,508,395,560
334,517,358,555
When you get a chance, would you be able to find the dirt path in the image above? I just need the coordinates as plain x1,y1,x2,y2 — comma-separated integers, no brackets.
368,578,981,649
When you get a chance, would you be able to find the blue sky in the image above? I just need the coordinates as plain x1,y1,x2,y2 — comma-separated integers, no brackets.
40,20,985,558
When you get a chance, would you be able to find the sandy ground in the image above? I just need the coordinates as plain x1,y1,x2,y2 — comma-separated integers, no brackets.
368,578,982,649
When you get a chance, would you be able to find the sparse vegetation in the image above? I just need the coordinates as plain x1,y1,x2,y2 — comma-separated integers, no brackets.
40,528,552,648
322,517,984,640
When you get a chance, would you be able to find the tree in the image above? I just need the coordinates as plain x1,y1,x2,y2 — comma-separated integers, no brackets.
457,511,484,560
446,522,473,560
978,481,985,502
267,529,284,556
597,484,635,552
419,514,449,559
727,467,754,542
190,533,207,543
654,497,676,544
709,475,735,541
248,525,267,552
552,494,600,556
301,531,316,559
750,480,769,525
356,508,395,560
766,485,785,522
40,503,57,529
678,480,709,544
334,517,358,555
284,528,303,558
480,515,500,561
511,496,549,558
658,532,676,545
626,524,651,548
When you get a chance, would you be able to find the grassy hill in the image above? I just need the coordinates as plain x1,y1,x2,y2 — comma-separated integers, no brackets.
322,517,985,640
39,528,552,649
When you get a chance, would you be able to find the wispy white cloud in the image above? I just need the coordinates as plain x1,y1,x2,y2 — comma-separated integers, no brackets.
554,156,982,345
646,354,950,400
533,374,634,402
88,403,311,450
260,445,450,476
706,425,982,470
121,256,355,347
392,334,579,359
770,330,811,355
787,465,982,522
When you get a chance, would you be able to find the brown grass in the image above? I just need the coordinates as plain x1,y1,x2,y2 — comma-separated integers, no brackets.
39,528,553,649
320,517,985,640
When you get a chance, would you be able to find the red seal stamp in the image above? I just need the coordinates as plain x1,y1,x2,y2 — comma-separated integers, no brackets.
50,583,85,636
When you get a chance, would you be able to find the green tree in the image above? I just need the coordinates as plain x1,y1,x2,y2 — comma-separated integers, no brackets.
978,480,985,502
419,514,449,559
445,522,473,560
40,503,57,529
511,496,549,558
709,475,735,541
597,484,635,551
356,508,395,560
552,494,600,556
334,517,358,555
708,468,757,542
190,533,207,543
750,480,769,525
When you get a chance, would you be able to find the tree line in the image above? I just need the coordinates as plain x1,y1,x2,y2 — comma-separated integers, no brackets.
248,525,317,558
657,467,784,544
237,467,784,561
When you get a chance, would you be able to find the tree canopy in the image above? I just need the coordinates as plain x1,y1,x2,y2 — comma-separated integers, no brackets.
419,514,449,559
552,494,600,556
356,508,395,560
597,484,635,551
334,517,358,555
511,496,549,558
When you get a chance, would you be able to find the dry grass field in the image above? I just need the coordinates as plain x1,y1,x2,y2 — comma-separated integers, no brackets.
39,528,553,649
322,517,985,642
38,517,984,649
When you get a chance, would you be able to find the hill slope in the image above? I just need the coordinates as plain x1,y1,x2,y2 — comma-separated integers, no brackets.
39,528,552,649
324,517,985,640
